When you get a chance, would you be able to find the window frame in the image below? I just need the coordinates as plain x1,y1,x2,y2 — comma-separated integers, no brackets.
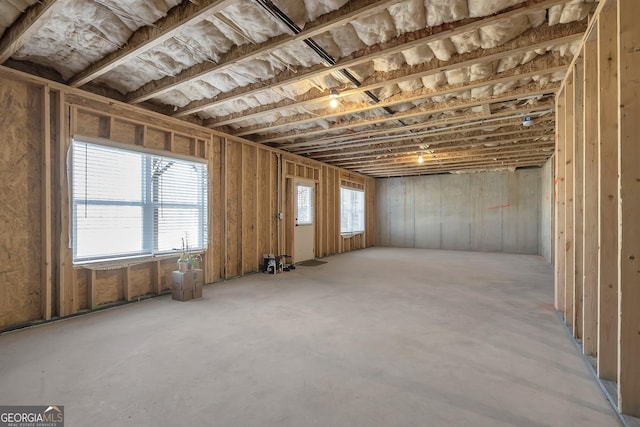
340,186,365,236
70,136,209,265
295,183,314,226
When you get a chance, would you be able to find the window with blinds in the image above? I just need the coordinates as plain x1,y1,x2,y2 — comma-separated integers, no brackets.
71,139,208,263
296,184,314,225
340,187,365,234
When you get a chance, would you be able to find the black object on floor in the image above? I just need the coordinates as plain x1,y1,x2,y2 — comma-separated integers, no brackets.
297,259,327,267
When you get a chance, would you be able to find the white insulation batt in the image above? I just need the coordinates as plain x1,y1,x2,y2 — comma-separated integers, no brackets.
8,0,594,131
0,0,38,39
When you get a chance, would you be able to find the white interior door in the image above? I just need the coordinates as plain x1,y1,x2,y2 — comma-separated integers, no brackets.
294,179,315,263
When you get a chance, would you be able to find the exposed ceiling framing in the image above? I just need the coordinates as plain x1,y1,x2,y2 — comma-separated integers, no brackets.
0,0,596,177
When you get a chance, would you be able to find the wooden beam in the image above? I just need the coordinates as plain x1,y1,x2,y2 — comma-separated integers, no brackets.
88,270,97,310
617,0,640,416
222,139,228,279
314,139,553,168
351,153,551,173
122,266,131,302
41,86,52,321
152,260,162,295
297,120,554,157
251,86,560,149
564,69,575,331
282,103,554,151
597,0,618,382
68,0,234,87
238,59,567,139
199,20,585,122
314,128,554,161
582,34,598,357
175,0,572,117
127,0,406,103
555,87,566,313
573,61,584,339
342,143,555,170
359,158,548,176
58,98,74,316
0,0,66,64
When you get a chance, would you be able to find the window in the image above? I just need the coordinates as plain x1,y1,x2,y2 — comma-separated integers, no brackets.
340,187,365,234
296,184,314,225
71,139,208,263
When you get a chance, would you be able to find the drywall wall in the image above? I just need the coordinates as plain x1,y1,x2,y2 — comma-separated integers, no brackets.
539,157,554,263
376,168,541,254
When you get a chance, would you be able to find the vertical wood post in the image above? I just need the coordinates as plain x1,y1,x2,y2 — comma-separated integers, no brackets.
555,89,566,313
221,139,228,279
573,62,585,338
88,270,97,310
597,0,619,382
58,97,74,316
41,86,53,321
582,34,599,356
122,266,131,301
617,0,640,416
564,72,575,330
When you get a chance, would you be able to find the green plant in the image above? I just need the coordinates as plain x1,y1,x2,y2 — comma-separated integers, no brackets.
178,233,201,271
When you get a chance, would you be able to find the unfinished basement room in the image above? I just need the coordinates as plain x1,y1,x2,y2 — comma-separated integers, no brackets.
0,0,638,426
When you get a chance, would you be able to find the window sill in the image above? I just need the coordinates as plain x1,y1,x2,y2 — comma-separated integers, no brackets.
73,253,201,270
340,232,364,238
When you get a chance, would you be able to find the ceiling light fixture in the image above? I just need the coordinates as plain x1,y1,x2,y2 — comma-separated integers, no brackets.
329,88,339,108
417,153,424,164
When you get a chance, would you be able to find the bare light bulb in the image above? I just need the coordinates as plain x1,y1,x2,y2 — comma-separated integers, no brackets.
329,98,339,108
417,153,424,163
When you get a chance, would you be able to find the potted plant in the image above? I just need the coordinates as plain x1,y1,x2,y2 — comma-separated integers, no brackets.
177,233,203,272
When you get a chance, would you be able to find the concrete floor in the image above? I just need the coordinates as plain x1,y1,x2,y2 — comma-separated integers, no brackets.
0,248,619,426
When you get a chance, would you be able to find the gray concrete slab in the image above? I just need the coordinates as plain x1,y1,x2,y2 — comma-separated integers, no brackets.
376,169,542,255
0,248,618,426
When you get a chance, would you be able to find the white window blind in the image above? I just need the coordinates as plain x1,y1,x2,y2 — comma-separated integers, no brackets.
340,187,365,234
296,184,314,225
71,139,208,263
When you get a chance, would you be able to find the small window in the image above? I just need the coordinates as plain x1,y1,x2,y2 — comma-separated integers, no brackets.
296,184,314,225
340,187,365,234
71,139,208,264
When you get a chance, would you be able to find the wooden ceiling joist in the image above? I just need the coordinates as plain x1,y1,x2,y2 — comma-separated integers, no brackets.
171,0,572,118
68,0,234,87
315,129,555,162
290,119,555,156
127,0,406,104
346,143,555,170
360,156,550,176
242,61,565,141
249,78,562,145
205,20,585,127
278,102,555,150
0,0,66,64
367,160,548,177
